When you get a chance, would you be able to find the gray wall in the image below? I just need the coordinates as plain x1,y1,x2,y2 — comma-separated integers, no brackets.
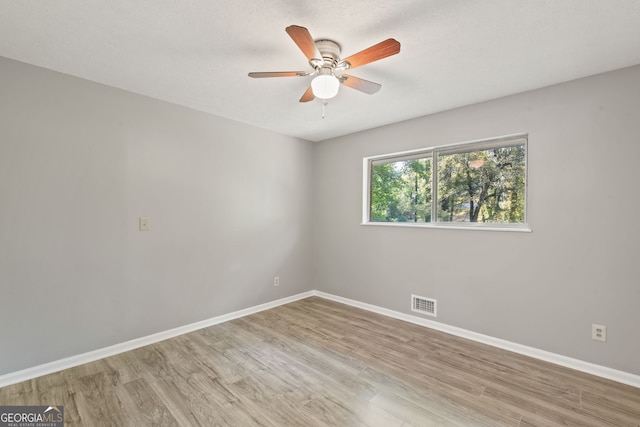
2,55,639,378
312,65,640,375
0,57,314,375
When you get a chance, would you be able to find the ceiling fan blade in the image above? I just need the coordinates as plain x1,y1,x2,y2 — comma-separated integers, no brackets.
248,71,309,78
299,85,315,102
340,75,381,94
286,25,321,61
341,38,401,69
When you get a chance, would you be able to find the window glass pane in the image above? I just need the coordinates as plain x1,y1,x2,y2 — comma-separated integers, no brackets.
370,157,432,222
436,145,525,223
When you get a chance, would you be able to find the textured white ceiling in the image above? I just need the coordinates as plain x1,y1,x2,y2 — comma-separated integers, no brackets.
1,1,639,141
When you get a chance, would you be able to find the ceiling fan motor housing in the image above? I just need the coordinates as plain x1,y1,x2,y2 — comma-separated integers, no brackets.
314,39,342,69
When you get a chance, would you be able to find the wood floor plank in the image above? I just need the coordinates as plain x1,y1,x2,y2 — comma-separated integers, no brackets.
351,401,407,427
580,389,640,426
1,296,639,426
369,391,460,426
73,371,128,426
300,391,406,427
153,372,238,426
428,344,584,409
482,383,626,427
359,363,522,426
119,377,179,426
225,376,320,427
145,374,207,426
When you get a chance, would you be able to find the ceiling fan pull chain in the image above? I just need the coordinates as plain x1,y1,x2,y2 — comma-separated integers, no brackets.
322,100,328,119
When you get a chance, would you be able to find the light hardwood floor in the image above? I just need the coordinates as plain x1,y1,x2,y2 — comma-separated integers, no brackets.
1,297,639,426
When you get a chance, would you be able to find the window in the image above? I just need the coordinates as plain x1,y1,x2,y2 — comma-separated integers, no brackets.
363,134,528,230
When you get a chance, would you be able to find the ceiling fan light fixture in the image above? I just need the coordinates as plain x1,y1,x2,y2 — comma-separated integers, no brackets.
249,26,401,104
311,72,339,99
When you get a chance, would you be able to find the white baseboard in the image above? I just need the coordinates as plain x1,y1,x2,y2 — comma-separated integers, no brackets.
314,291,640,389
2,289,638,390
0,291,314,388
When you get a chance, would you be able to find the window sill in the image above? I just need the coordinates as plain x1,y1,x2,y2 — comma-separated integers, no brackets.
360,222,532,233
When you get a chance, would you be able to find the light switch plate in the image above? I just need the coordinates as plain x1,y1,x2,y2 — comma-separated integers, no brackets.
139,217,150,231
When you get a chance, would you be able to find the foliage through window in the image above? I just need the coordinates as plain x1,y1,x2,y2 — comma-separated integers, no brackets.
366,135,527,228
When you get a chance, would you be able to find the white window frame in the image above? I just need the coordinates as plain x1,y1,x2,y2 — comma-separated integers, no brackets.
362,133,530,232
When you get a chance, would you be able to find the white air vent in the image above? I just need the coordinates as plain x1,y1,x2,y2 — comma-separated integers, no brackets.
411,295,437,317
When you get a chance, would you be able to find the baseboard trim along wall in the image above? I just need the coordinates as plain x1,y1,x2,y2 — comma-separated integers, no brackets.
0,291,314,388
2,290,639,389
314,291,640,389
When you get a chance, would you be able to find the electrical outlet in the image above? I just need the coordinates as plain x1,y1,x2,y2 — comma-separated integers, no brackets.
274,276,280,287
592,324,606,342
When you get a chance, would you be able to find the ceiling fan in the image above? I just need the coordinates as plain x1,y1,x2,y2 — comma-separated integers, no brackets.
249,25,401,103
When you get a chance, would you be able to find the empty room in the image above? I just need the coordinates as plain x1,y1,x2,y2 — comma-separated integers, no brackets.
1,1,640,426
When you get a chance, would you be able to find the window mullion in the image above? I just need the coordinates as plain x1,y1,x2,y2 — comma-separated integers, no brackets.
431,151,438,224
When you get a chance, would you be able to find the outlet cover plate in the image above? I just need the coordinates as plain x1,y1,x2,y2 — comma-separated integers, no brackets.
592,324,607,342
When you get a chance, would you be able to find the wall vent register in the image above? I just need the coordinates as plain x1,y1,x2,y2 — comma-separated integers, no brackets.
411,295,437,317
